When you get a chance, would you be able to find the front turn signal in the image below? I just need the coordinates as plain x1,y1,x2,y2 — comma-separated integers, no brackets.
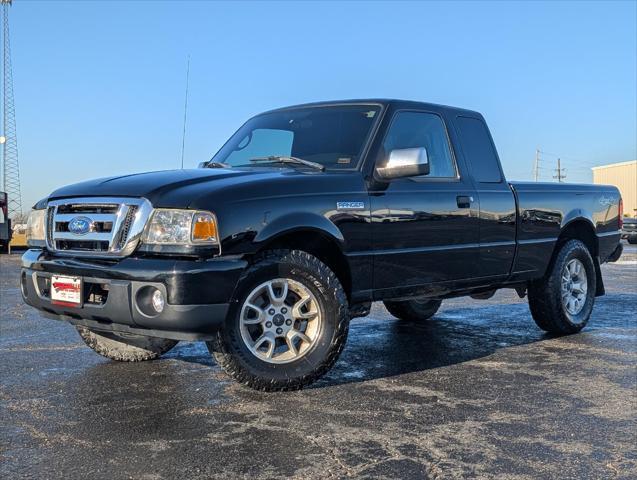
191,212,218,243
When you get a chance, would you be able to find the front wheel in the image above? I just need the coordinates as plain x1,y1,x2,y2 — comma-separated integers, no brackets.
207,250,350,391
528,239,596,334
76,327,178,361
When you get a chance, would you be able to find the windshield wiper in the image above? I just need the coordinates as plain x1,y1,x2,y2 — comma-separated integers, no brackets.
203,161,231,169
249,156,325,171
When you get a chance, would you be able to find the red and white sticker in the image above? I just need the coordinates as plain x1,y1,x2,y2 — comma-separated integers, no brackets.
51,275,82,307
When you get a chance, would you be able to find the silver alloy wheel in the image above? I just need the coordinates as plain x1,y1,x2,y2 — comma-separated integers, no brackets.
561,259,588,315
239,278,322,364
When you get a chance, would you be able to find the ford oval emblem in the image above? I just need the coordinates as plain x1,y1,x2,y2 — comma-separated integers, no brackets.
68,216,93,236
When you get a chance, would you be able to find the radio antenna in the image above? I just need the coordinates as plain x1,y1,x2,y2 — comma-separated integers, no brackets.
180,55,190,169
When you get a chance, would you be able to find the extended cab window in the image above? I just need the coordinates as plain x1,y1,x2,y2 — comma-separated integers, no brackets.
382,112,456,178
212,105,381,169
455,116,502,183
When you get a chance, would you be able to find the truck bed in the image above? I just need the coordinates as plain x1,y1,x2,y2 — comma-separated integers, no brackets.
509,181,622,280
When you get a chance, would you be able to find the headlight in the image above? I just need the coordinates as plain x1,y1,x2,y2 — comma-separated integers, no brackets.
141,209,219,249
26,209,47,247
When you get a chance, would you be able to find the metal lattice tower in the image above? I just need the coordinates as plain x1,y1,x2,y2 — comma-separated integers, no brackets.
1,0,22,217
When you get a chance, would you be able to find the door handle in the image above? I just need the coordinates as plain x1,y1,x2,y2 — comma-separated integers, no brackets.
456,195,473,208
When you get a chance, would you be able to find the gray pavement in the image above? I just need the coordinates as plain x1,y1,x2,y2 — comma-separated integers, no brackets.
1,244,636,479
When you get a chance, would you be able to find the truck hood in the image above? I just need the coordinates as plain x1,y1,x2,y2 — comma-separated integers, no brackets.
48,167,328,208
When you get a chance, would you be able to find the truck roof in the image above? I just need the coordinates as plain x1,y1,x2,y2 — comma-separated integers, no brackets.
265,99,482,118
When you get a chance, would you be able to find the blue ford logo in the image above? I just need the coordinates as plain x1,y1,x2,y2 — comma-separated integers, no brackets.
68,216,93,236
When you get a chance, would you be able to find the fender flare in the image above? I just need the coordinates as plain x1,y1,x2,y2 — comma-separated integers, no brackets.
556,211,604,296
253,212,345,248
560,208,595,232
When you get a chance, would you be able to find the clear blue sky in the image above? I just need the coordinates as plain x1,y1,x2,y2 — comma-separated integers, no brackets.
7,0,637,210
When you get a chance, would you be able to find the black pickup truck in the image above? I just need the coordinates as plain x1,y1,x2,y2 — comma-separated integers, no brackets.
22,99,623,391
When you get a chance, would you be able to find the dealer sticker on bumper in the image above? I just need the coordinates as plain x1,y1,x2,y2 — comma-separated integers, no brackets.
51,275,82,307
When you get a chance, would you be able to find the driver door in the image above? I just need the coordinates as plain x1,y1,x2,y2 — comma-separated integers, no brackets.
370,110,480,297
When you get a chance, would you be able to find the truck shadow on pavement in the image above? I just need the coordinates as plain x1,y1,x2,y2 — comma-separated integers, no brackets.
315,301,551,388
162,292,636,390
165,300,556,389
317,291,636,389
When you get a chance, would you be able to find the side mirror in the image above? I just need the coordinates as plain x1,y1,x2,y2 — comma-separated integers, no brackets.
376,147,430,180
198,161,209,168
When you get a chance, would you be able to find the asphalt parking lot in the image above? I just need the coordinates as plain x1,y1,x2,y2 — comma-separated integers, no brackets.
1,245,636,479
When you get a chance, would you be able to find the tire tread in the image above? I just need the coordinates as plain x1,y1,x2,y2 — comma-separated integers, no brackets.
527,239,595,334
208,249,350,391
77,327,178,362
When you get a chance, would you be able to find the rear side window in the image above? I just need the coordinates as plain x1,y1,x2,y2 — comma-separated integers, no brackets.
382,112,457,178
455,116,502,183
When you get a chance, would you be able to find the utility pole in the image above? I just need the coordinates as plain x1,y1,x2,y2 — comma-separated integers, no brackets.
533,148,540,182
553,157,566,183
1,0,22,217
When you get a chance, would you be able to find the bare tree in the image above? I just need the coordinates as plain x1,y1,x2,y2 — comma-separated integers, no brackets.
11,211,28,224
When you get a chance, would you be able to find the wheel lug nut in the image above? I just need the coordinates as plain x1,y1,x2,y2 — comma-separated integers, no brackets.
285,319,292,326
276,327,283,334
265,321,272,328
268,309,275,315
281,307,288,314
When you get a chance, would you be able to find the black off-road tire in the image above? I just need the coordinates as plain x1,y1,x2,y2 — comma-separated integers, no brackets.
76,326,178,362
528,239,596,334
384,298,442,321
207,250,350,392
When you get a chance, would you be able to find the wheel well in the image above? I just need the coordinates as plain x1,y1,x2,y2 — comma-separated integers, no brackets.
256,230,352,299
558,220,598,258
551,219,605,297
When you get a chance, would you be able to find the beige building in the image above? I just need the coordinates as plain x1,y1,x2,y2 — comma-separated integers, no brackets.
592,160,637,217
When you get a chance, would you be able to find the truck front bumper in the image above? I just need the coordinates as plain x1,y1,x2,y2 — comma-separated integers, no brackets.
20,249,248,341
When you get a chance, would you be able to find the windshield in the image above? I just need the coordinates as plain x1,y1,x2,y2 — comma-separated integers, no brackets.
210,104,381,170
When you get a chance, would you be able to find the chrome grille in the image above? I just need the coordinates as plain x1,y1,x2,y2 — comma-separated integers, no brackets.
45,197,152,257
46,206,55,246
114,205,138,250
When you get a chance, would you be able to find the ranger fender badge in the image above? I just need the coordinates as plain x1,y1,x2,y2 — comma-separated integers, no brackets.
598,195,615,207
337,201,365,210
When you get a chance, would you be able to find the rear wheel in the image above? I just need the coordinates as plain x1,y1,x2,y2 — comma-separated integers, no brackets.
76,327,178,362
384,298,442,321
528,239,596,334
207,250,350,391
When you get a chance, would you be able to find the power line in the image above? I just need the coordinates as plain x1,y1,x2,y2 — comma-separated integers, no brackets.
539,149,602,167
533,148,599,183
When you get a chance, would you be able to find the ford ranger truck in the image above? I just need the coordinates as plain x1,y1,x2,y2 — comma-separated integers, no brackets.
21,100,624,391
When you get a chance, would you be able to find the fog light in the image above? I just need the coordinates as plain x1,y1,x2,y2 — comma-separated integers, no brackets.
151,289,165,313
